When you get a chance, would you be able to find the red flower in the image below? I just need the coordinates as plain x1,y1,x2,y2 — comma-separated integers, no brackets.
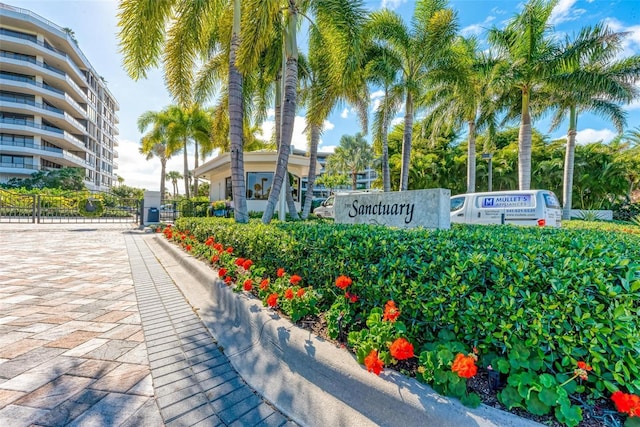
382,300,400,322
211,255,219,263
242,260,253,270
389,338,414,360
335,275,352,290
180,234,186,240
611,391,640,417
218,268,227,278
290,275,302,285
226,247,233,253
345,292,359,303
260,278,270,290
277,268,285,277
213,243,223,252
205,237,214,246
235,258,245,266
267,293,278,307
364,350,384,375
577,361,592,371
296,288,305,298
185,244,192,252
451,353,478,379
224,276,232,284
284,288,294,300
243,279,253,291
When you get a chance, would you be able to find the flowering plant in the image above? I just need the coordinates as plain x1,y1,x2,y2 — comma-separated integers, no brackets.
348,300,414,376
259,267,318,323
418,335,481,408
326,275,361,340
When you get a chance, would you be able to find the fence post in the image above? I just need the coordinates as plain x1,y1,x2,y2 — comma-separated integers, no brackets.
33,194,39,223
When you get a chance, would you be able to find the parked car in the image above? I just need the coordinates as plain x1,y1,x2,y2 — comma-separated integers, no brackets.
313,195,335,218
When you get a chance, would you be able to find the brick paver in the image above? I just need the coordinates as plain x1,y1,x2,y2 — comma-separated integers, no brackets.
0,223,295,426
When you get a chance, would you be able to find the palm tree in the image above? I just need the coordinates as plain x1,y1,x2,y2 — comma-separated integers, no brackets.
487,0,569,191
366,0,458,192
137,109,183,204
544,24,640,219
118,0,252,222
325,133,374,190
237,0,368,224
165,171,183,198
421,36,499,193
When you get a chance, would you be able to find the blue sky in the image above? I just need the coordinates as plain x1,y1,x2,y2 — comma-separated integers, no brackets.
5,0,640,191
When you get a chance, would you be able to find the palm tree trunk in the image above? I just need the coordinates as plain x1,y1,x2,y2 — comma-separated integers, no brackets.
351,170,358,190
193,140,199,196
183,138,190,198
263,7,298,224
382,86,391,193
301,123,320,218
229,0,248,223
160,158,167,205
562,107,578,220
518,88,532,190
399,92,414,191
467,121,476,193
285,176,299,220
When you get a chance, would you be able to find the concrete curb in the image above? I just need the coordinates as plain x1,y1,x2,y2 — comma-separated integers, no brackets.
148,234,542,427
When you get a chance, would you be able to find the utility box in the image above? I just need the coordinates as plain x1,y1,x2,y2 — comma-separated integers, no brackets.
148,207,159,223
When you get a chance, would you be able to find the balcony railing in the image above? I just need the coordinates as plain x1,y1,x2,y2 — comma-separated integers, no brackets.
0,116,63,133
0,72,63,95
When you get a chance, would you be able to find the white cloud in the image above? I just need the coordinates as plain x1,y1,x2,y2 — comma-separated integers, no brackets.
461,16,495,37
390,117,404,126
550,0,585,25
117,138,190,192
260,116,333,152
340,108,350,119
320,145,338,154
370,90,385,100
574,128,617,145
380,0,406,10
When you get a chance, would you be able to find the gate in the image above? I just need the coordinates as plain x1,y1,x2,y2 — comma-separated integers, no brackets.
0,189,140,224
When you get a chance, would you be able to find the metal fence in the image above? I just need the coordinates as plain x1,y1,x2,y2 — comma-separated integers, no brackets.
0,189,140,223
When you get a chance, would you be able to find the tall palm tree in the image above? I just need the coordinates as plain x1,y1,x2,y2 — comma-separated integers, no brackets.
118,0,253,222
165,171,183,198
366,0,458,191
325,133,374,190
544,24,640,218
487,0,567,191
137,109,183,204
421,36,499,193
238,0,368,224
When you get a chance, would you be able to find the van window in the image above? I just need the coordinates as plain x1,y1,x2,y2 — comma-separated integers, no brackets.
477,194,535,208
543,192,561,209
450,196,465,212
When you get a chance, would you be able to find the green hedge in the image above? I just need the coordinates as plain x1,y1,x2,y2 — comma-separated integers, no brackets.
175,217,640,397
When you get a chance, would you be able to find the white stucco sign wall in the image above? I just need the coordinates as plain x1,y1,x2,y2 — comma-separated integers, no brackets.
334,189,451,229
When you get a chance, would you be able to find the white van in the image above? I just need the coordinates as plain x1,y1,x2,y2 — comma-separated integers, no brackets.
450,190,562,227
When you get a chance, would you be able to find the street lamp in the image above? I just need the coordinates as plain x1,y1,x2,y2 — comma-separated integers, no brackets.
481,153,493,192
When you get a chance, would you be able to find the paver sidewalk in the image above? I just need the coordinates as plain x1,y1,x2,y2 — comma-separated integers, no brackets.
0,224,294,427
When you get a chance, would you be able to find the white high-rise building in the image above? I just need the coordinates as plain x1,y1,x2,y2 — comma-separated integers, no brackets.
0,2,118,190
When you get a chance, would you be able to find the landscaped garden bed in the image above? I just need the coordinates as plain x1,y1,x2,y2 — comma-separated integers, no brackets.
161,218,640,427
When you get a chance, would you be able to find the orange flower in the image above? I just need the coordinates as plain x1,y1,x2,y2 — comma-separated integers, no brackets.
185,244,192,252
451,353,477,379
213,243,223,252
260,278,270,290
290,275,302,285
296,288,305,298
364,350,384,375
611,391,640,417
277,268,285,277
284,288,294,300
224,276,232,284
345,292,358,303
242,260,253,270
243,279,253,291
267,293,278,307
218,268,227,278
335,275,352,290
382,300,400,322
211,255,219,263
226,247,233,253
235,258,245,266
205,237,214,246
389,338,414,360
577,361,592,371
